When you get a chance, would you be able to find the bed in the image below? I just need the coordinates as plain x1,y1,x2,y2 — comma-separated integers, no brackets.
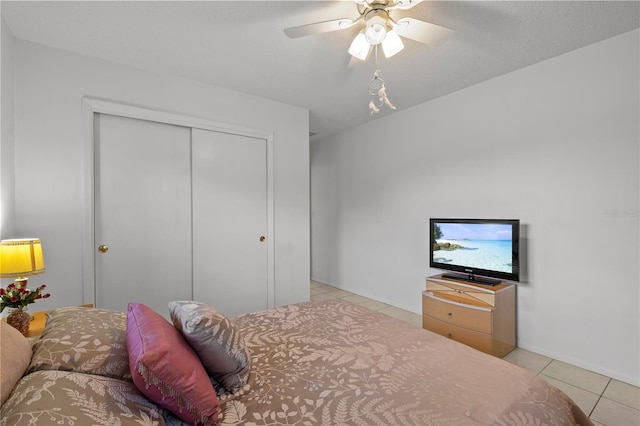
0,299,592,425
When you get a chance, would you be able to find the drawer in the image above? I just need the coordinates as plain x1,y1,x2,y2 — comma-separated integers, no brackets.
423,315,492,354
425,280,495,308
423,293,492,334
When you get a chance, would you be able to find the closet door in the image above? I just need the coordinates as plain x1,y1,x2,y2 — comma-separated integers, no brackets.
192,129,268,316
94,113,192,315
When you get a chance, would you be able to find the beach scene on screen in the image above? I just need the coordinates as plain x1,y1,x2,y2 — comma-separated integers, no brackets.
433,223,513,273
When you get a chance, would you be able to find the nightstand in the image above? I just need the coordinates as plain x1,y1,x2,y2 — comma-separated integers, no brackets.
3,304,94,340
25,310,48,338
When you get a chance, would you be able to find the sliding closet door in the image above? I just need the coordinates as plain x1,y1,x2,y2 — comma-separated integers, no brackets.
94,113,192,315
192,129,268,316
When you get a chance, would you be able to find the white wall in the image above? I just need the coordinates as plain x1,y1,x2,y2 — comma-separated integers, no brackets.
311,29,639,385
8,39,310,312
1,17,16,238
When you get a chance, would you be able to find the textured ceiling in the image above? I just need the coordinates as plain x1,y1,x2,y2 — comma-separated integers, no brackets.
2,1,639,140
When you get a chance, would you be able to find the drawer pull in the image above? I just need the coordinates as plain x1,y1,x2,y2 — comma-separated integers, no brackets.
448,312,452,316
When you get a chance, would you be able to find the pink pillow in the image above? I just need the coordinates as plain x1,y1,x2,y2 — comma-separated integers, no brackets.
126,303,219,425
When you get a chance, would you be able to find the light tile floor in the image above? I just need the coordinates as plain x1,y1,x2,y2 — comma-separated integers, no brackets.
310,280,640,426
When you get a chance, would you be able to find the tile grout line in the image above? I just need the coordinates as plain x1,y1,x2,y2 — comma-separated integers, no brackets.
538,369,610,401
587,378,611,419
594,379,640,412
311,285,419,326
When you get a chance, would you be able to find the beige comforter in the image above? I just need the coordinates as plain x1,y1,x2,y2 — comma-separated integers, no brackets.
221,299,591,425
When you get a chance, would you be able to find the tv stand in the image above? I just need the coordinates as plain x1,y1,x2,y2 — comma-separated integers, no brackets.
441,272,501,286
422,274,516,357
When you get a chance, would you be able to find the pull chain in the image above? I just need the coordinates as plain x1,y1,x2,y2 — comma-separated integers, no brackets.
374,44,379,71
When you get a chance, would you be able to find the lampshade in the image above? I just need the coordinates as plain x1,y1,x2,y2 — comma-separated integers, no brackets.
381,30,404,58
0,239,46,278
348,32,372,60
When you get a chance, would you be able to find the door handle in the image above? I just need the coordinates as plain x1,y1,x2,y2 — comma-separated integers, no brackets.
259,236,266,242
98,245,109,253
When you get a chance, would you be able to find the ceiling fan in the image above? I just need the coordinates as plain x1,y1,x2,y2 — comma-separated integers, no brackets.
284,0,454,60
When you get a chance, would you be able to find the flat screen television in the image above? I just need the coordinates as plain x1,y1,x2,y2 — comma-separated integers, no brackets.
430,218,520,285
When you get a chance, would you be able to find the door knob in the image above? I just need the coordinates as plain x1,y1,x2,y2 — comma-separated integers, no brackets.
98,245,109,253
259,236,266,242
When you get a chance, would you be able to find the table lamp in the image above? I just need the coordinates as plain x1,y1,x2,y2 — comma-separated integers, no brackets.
0,238,46,288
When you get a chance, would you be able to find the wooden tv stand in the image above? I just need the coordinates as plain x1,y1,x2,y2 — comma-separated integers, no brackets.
422,274,516,357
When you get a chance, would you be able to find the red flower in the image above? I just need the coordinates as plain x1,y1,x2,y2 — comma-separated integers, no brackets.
1,283,51,313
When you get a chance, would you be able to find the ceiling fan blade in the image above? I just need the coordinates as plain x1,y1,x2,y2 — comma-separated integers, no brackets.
284,17,360,39
392,17,454,46
393,0,422,10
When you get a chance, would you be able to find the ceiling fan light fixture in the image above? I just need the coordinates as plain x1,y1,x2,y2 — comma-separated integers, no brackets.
364,10,389,45
348,32,372,60
365,21,387,45
381,29,404,57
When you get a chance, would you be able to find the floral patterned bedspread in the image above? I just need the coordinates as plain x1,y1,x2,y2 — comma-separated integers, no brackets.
1,301,592,426
222,299,592,426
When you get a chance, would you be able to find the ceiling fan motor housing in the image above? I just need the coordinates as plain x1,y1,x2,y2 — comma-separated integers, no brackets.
360,0,399,8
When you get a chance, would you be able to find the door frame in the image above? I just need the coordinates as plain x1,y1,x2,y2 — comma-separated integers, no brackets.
81,97,275,310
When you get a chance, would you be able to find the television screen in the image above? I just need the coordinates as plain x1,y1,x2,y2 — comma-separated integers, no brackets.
430,218,520,285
